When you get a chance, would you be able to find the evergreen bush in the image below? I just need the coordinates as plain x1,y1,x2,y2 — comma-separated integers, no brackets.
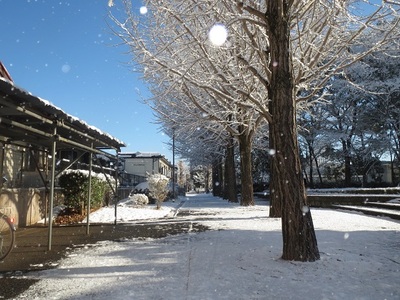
59,170,111,212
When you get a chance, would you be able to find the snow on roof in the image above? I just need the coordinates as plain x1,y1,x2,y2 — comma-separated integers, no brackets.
136,152,163,157
120,151,163,158
0,77,125,149
0,61,13,82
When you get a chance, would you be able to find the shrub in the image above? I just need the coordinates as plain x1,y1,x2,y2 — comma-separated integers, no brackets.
128,193,149,207
90,177,109,209
148,173,169,209
58,171,87,211
58,170,111,213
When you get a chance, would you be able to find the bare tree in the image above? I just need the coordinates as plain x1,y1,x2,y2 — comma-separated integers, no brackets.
110,0,400,261
148,173,169,209
177,160,188,191
158,101,239,201
264,0,398,260
110,1,268,206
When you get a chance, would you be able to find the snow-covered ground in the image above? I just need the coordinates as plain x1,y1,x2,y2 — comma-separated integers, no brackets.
14,193,400,300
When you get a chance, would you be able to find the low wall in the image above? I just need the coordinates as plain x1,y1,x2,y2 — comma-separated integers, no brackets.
308,194,400,208
0,188,42,227
0,188,64,227
0,187,133,227
255,190,400,208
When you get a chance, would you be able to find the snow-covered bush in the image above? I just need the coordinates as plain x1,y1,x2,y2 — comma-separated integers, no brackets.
128,193,149,207
147,173,169,209
58,170,112,212
58,171,87,210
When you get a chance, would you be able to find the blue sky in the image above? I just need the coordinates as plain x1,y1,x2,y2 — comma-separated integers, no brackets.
0,0,172,161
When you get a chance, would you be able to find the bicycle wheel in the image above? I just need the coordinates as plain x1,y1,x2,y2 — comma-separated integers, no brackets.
0,214,15,261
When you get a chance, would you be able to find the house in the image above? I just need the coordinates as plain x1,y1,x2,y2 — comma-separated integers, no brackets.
119,152,173,186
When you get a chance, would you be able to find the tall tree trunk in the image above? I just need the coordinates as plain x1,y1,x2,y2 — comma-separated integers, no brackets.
269,129,282,217
205,167,210,193
224,136,238,202
266,0,320,261
343,139,352,187
308,144,314,188
212,158,223,197
311,148,324,185
238,130,254,206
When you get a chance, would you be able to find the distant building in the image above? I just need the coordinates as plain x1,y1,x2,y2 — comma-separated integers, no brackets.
120,152,173,184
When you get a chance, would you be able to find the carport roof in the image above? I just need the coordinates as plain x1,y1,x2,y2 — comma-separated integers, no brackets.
0,77,126,155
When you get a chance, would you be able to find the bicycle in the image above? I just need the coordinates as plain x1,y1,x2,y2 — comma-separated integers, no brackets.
0,210,16,261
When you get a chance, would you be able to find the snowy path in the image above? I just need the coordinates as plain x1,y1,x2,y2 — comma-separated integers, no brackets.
15,194,400,300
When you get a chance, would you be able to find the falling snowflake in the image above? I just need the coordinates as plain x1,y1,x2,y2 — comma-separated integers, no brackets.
140,6,148,15
61,64,71,73
302,206,309,214
208,24,228,46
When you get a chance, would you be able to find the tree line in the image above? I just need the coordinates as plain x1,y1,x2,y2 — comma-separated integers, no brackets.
109,0,400,261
